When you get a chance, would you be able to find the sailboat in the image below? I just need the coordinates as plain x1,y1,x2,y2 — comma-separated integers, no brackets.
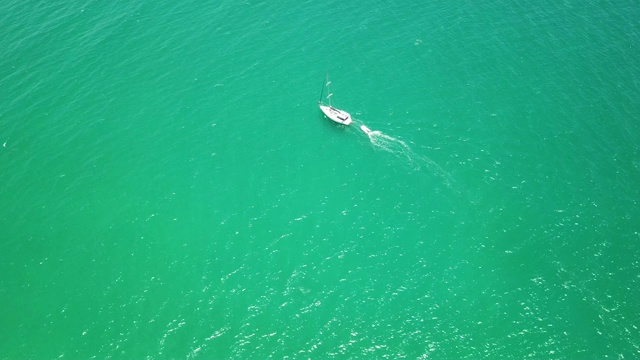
318,73,352,126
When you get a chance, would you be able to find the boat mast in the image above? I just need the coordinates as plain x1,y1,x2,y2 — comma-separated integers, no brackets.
318,74,325,104
325,72,333,107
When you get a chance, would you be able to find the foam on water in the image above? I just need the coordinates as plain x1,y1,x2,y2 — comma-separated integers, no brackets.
356,119,458,192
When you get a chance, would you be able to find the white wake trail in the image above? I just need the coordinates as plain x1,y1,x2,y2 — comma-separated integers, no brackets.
368,131,419,169
357,121,457,190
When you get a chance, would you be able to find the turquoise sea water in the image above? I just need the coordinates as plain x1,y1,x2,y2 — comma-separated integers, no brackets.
2,0,639,358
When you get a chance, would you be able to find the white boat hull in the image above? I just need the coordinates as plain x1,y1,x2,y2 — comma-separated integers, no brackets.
319,104,352,126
